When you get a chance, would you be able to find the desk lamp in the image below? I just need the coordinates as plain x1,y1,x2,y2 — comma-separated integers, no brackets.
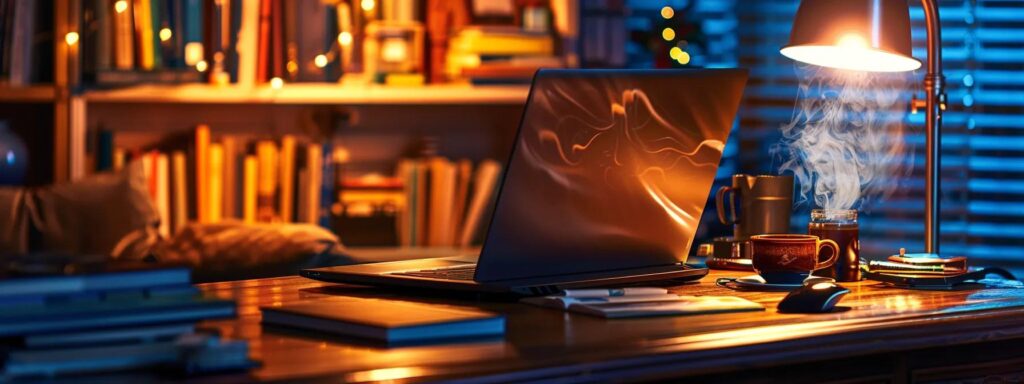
780,0,945,255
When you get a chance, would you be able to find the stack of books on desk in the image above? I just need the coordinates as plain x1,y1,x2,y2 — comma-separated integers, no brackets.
0,266,250,380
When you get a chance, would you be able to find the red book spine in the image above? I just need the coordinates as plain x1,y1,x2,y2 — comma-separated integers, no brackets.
256,0,272,82
270,0,283,80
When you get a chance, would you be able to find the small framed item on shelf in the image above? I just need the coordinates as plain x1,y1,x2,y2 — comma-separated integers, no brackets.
363,22,425,86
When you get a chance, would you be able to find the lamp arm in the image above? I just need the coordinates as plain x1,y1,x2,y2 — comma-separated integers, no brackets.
920,0,944,255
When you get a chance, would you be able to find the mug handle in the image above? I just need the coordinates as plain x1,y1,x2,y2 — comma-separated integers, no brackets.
814,239,840,270
715,186,737,225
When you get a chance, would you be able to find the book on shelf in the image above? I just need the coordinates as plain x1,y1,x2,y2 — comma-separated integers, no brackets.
446,25,562,84
0,0,53,85
395,157,502,247
93,126,340,232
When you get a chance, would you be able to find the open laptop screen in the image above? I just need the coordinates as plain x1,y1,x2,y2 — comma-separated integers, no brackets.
476,69,748,282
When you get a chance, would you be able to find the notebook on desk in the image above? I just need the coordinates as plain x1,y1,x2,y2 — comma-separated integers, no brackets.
261,297,505,344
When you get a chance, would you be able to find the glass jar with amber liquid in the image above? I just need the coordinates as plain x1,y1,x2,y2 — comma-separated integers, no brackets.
808,209,860,282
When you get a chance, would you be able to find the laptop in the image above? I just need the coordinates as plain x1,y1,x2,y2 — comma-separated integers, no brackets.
302,69,749,295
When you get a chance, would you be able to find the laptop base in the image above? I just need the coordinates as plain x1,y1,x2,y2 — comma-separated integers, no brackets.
301,258,708,296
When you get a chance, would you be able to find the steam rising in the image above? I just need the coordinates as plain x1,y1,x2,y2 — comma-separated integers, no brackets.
775,65,912,210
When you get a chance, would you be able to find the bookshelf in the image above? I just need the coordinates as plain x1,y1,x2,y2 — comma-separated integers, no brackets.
82,83,530,105
0,86,59,102
0,0,608,248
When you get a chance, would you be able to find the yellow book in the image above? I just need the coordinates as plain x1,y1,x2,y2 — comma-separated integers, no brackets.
113,148,126,171
113,0,134,69
428,157,456,247
194,125,211,223
171,151,188,233
450,28,554,56
242,155,258,223
208,143,224,223
256,141,278,222
132,0,155,70
155,153,170,236
278,135,296,223
304,144,323,224
221,137,238,219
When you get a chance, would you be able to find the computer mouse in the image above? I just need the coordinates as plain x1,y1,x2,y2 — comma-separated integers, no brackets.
777,281,850,313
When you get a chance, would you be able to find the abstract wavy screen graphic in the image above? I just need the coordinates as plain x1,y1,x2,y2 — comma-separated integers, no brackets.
475,70,745,281
528,83,723,231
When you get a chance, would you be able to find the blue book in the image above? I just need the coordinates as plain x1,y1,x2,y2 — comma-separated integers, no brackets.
0,267,190,298
0,295,235,336
184,0,202,44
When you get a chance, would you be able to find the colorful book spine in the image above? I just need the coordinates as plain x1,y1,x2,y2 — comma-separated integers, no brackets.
171,151,188,233
155,153,170,236
277,135,296,223
114,0,135,69
208,143,224,223
133,0,156,70
194,125,211,223
256,140,278,222
242,155,258,223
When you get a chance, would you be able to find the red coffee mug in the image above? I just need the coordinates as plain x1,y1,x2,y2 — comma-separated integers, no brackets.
750,234,839,284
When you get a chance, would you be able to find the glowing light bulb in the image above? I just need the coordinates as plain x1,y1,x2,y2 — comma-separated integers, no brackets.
338,31,353,46
64,32,79,46
660,6,674,19
676,51,691,65
361,0,374,11
286,60,298,74
270,77,284,89
195,60,208,72
114,0,128,13
669,46,683,60
836,33,868,49
661,28,675,41
184,42,204,66
314,54,328,68
159,27,173,42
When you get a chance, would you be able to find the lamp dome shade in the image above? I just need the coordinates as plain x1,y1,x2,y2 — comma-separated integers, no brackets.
780,0,921,72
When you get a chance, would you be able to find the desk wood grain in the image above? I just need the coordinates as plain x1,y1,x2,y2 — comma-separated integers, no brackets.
196,270,1024,383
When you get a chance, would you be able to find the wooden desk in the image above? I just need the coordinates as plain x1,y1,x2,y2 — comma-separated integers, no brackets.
197,270,1024,383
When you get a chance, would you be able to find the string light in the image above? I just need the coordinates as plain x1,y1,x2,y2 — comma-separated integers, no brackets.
64,32,79,46
669,46,683,60
314,54,328,68
195,60,208,72
114,0,128,13
676,51,691,65
159,28,172,42
361,0,374,12
270,77,284,89
338,31,353,46
661,6,674,19
662,28,675,41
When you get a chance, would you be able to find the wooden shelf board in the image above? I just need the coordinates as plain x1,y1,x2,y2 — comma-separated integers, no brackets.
82,83,531,105
0,85,57,102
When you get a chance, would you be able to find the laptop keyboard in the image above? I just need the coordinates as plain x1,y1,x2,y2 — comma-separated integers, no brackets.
392,265,477,281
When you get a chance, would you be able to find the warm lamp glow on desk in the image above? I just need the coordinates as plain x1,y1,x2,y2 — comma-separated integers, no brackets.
781,0,946,255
